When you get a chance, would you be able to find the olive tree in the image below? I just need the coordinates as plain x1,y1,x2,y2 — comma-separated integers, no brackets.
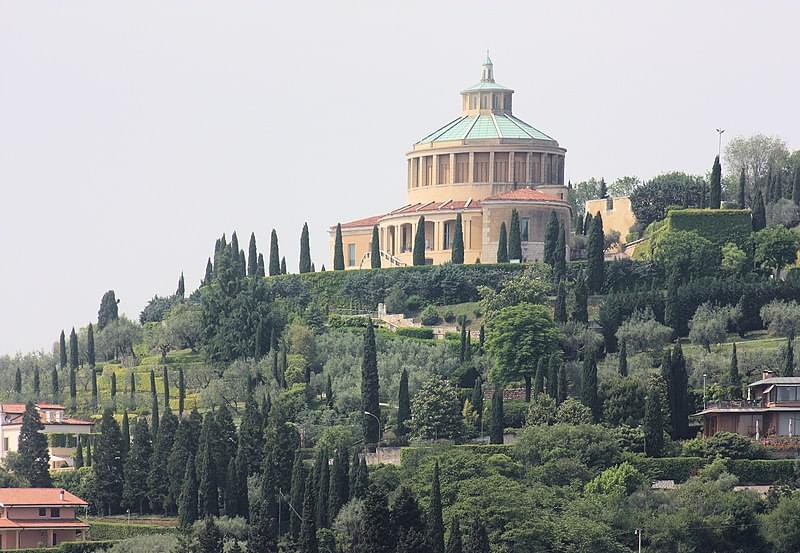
409,376,463,441
761,300,800,340
615,308,673,353
689,303,735,353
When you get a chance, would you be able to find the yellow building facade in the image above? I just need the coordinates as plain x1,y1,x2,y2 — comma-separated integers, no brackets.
330,56,572,268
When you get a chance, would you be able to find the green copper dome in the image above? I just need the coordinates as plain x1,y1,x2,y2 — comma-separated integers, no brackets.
416,113,554,144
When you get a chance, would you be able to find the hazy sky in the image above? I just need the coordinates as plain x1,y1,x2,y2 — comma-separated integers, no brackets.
2,1,799,355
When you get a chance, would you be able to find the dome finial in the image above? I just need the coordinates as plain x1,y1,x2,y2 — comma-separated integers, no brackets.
481,51,494,83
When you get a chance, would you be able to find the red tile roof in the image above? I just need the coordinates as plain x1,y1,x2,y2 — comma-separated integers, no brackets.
387,199,482,215
0,519,89,529
338,214,385,230
0,489,88,507
484,188,566,203
1,403,65,414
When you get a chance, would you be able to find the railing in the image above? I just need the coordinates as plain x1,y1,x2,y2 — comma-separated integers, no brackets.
359,250,407,269
704,399,764,410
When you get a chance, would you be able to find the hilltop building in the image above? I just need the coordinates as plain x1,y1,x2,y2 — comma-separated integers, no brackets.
0,488,89,549
330,56,572,268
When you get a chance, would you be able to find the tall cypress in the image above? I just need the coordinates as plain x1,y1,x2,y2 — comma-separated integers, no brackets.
446,517,463,553
75,437,84,469
427,462,445,553
739,168,747,209
151,393,160,439
91,369,98,411
397,369,411,437
178,459,198,528
709,155,722,209
752,190,766,231
785,339,795,377
85,440,92,467
289,452,305,540
371,225,382,269
451,213,465,264
581,352,600,422
149,407,178,514
17,402,51,487
204,258,214,285
465,518,490,553
149,369,157,397
238,394,264,476
413,216,427,266
13,368,21,395
87,323,96,368
489,387,504,445
333,223,345,271
351,456,369,500
793,166,800,207
299,471,318,553
670,343,689,439
121,409,130,460
586,212,605,293
163,366,170,410
33,366,40,397
644,375,666,457
360,486,392,553
51,366,59,402
543,211,559,266
508,209,522,261
197,418,219,517
548,355,560,400
361,320,381,444
256,253,265,277
59,330,67,369
168,411,202,521
553,224,567,282
69,327,79,370
176,272,185,298
618,340,628,377
496,222,508,263
533,359,545,397
94,408,124,515
248,232,258,277
122,417,152,514
130,371,136,401
69,367,76,411
557,364,568,405
553,280,567,323
315,449,330,528
178,368,185,417
280,257,287,275
299,222,312,273
572,270,589,323
583,212,593,236
269,229,281,276
729,343,740,398
471,378,483,433
328,447,349,523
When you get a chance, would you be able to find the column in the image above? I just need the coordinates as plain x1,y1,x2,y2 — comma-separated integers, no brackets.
432,154,438,186
449,153,455,185
468,152,474,183
541,154,547,183
489,152,495,184
509,152,515,185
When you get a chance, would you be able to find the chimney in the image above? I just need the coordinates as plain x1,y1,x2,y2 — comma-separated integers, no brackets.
59,489,64,502
763,370,776,381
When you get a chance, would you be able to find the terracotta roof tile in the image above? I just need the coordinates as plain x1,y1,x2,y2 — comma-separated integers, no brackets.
484,188,566,203
389,200,482,215
338,214,385,230
0,488,88,507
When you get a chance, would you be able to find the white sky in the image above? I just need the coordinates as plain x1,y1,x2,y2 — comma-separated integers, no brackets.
2,1,799,354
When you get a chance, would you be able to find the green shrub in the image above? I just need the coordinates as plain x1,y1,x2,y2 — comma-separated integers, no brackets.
443,310,456,323
420,305,441,326
665,208,752,252
396,327,434,340
626,455,708,482
100,535,178,553
727,459,800,484
327,313,369,328
503,400,529,428
12,542,115,553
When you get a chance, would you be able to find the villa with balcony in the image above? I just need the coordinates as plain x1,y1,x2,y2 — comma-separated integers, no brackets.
696,371,800,438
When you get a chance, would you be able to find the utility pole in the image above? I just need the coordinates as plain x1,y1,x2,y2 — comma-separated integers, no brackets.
635,528,642,553
716,128,725,157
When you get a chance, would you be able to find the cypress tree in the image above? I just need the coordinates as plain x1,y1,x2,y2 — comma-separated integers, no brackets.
238,394,264,476
599,178,608,199
230,231,240,262
700,181,708,208
123,417,152,514
69,327,79,370
328,447,349,523
312,450,329,529
557,363,568,405
239,249,247,278
17,402,51,487
149,407,178,514
224,456,239,517
168,411,202,520
785,339,795,377
299,222,312,273
121,409,130,460
644,375,666,457
710,155,722,209
361,320,381,444
413,216,427,266
572,270,589,323
197,518,223,553
664,270,681,335
586,212,604,293
752,190,766,231
489,387,504,445
13,368,21,395
280,257,287,275
553,224,566,282
151,393,160,439
85,440,92,467
360,486,392,553
110,373,117,409
97,290,119,330
289,451,305,540
250,457,277,553
33,366,40,397
391,486,424,536
371,225,382,268
479,324,485,352
427,462,445,553
176,272,185,298
471,378,483,432
465,518,490,553
299,471,318,553
94,408,124,514
178,367,185,416
618,340,628,377
793,166,800,207
508,209,522,261
75,437,84,469
738,168,747,209
446,517,463,553
69,368,76,411
333,223,345,270
729,342,741,398
87,323,95,368
216,405,238,495
269,229,281,276
533,358,545,396
91,369,98,411
548,354,560,400
581,352,600,422
397,369,411,437
163,366,170,410
325,375,334,408
59,330,67,369
177,459,198,528
247,232,258,277
197,422,219,517
130,371,136,401
451,213,464,264
496,222,508,263
543,211,559,265
670,343,689,439
351,456,369,500
257,253,265,277
553,280,567,323
204,258,214,285
150,369,156,397
459,324,467,363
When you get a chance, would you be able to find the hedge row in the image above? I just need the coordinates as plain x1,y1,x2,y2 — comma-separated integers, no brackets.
665,208,752,252
629,456,800,484
396,327,434,340
87,520,176,540
399,444,514,472
13,541,114,553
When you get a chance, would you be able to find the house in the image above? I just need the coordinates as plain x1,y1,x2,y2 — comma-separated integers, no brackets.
0,488,89,550
696,371,800,438
0,404,94,469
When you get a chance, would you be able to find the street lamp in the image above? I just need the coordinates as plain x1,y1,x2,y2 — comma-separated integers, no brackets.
703,372,708,409
363,411,382,442
715,128,725,157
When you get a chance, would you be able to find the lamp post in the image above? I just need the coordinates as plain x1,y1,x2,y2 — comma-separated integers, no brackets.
715,128,725,157
364,410,382,463
703,372,708,409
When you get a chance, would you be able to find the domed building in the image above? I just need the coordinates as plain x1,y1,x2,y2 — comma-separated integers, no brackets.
330,56,572,268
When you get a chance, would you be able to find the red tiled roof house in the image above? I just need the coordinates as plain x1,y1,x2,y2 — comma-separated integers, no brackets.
0,488,89,550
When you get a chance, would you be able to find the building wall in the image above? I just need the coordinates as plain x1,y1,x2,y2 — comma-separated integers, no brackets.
328,228,374,270
480,203,572,263
7,507,77,519
585,197,637,240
